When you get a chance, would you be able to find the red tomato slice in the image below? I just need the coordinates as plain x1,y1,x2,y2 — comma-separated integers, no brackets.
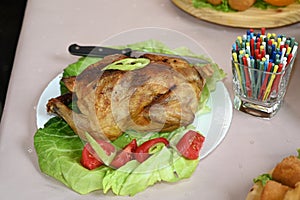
176,130,205,160
81,140,115,170
135,137,169,163
110,139,137,169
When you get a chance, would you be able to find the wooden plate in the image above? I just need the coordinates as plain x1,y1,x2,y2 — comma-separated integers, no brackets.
172,0,300,28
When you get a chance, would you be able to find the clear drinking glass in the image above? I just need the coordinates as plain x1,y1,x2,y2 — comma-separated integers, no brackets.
232,57,296,118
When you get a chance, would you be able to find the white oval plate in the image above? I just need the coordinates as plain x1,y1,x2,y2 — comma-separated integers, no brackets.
35,27,233,197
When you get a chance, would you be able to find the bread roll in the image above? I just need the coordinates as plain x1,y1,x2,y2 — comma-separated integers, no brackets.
207,0,222,5
263,0,295,6
228,0,256,11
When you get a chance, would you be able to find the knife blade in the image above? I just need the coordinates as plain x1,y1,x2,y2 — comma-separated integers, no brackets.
68,44,209,65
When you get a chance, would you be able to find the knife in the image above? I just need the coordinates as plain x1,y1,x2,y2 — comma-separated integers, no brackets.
68,44,209,65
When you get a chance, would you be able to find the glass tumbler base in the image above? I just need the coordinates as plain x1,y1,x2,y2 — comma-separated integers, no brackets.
233,95,282,118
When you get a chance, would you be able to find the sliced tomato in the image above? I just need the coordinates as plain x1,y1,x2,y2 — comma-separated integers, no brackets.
81,140,115,170
81,144,103,170
176,130,205,160
135,137,169,163
110,139,138,169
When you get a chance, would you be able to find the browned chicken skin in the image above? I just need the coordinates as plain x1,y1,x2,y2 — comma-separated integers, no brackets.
47,54,205,141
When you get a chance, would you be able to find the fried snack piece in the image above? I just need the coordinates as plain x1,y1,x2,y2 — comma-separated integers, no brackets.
246,182,264,200
261,180,290,200
246,155,300,200
207,0,222,5
263,0,295,6
272,156,300,188
283,182,300,200
228,0,256,11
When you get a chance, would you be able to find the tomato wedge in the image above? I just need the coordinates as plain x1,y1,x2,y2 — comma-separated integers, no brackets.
81,140,115,170
135,137,169,163
176,130,205,160
110,139,137,169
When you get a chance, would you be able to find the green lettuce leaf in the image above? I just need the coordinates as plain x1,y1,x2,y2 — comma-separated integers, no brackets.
253,173,272,186
34,117,110,194
34,117,200,195
109,147,198,196
192,0,233,12
34,39,225,196
102,160,140,194
63,57,101,77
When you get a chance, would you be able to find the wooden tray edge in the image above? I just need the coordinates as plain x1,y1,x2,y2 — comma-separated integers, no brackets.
172,0,300,28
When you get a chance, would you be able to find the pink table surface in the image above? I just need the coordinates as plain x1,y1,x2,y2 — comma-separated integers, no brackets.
0,0,299,199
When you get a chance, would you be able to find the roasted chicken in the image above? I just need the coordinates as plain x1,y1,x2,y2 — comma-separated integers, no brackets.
47,53,206,140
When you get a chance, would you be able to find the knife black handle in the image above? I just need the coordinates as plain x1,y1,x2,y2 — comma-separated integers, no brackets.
68,44,132,57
